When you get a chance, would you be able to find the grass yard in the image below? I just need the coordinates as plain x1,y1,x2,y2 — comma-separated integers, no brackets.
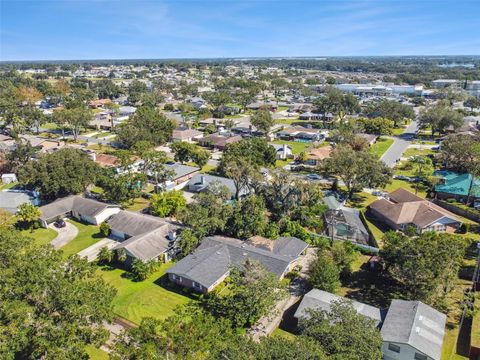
85,345,109,360
97,263,192,325
92,131,113,139
124,197,149,212
441,274,473,360
347,191,379,210
60,220,103,257
370,137,394,157
403,147,436,158
391,127,406,136
21,227,58,247
0,181,18,190
384,179,427,198
271,327,296,340
272,140,310,155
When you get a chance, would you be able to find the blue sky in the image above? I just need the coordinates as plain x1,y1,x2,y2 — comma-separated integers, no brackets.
1,0,479,61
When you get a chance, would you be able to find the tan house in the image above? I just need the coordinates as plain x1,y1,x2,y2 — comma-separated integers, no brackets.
305,145,332,166
368,188,461,234
171,128,204,143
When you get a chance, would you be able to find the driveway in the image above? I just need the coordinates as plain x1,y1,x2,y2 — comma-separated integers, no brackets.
380,120,418,167
77,238,117,262
49,221,79,249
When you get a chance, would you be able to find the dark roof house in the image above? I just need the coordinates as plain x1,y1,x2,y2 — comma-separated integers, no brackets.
39,195,120,226
167,236,307,293
294,289,384,327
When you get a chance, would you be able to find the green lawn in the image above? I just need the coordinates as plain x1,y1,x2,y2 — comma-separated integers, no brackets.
21,227,58,247
391,127,406,136
97,262,192,325
85,345,109,360
403,147,435,158
92,131,113,139
370,137,394,157
271,327,296,340
60,220,103,257
272,140,310,155
124,197,150,212
384,179,427,198
0,181,18,190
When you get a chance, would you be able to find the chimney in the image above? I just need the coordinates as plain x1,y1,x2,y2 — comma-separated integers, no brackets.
282,144,288,157
200,175,205,185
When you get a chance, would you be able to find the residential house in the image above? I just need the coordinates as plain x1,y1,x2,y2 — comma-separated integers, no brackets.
198,133,242,151
294,289,384,327
294,291,446,360
434,170,480,202
171,128,204,143
324,207,371,246
109,210,181,265
162,163,200,190
367,188,461,234
186,173,248,199
188,96,208,110
305,145,332,166
0,191,38,214
359,133,378,146
381,300,446,360
88,99,112,109
167,236,307,293
270,143,293,160
276,126,325,142
39,195,121,227
299,111,323,120
91,153,119,168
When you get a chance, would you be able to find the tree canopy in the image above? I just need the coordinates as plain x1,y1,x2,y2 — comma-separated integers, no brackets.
18,148,99,201
380,231,469,308
116,106,174,149
0,228,116,359
321,145,392,198
299,300,383,360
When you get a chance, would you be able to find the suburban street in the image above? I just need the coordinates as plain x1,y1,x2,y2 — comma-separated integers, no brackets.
380,119,419,167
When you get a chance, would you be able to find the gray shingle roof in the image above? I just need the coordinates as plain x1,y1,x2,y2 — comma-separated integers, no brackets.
39,195,118,221
165,163,200,181
107,210,166,237
186,174,248,198
167,236,305,289
0,192,32,213
113,223,179,261
381,300,446,360
271,237,309,258
294,289,383,326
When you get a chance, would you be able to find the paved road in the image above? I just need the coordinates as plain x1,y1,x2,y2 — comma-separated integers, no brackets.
77,238,117,262
49,222,79,249
380,120,418,167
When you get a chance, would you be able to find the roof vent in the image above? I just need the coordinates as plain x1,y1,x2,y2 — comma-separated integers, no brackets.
243,252,247,256
415,326,421,333
419,315,424,321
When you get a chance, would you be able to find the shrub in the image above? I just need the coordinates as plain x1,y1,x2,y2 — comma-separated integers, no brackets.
97,246,113,265
100,222,110,237
460,223,470,234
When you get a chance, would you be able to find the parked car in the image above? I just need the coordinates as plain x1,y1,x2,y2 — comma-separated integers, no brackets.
393,175,411,181
54,219,66,228
306,174,322,180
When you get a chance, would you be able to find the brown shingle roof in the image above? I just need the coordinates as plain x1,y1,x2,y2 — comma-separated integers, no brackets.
368,189,460,229
307,145,332,161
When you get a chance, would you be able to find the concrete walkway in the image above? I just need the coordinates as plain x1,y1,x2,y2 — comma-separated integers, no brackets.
77,238,117,262
49,222,79,249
